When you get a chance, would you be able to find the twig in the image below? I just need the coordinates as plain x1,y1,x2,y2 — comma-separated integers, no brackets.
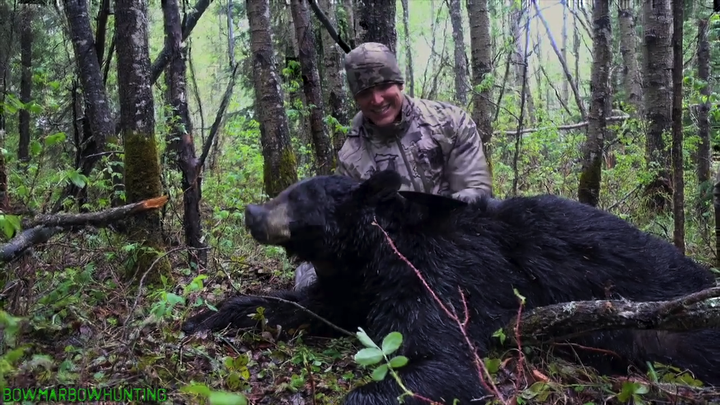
372,218,509,405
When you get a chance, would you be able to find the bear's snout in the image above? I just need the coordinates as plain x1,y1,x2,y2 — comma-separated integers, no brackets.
244,204,268,241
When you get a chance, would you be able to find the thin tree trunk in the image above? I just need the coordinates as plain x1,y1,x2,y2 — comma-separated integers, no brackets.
449,0,468,105
162,0,206,268
671,0,684,252
290,0,333,175
618,0,643,117
466,0,493,175
318,0,350,157
642,0,673,213
18,5,33,165
577,0,611,207
246,0,298,197
696,18,711,187
399,0,413,97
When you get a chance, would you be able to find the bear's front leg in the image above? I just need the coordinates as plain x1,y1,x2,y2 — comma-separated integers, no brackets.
342,356,487,405
182,283,359,338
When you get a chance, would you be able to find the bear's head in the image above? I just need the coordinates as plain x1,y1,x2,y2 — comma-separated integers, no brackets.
243,170,470,274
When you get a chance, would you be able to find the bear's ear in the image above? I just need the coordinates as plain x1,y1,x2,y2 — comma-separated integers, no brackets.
398,190,467,216
354,170,403,204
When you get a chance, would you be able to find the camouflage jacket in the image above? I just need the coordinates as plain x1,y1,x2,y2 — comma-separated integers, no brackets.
335,95,493,202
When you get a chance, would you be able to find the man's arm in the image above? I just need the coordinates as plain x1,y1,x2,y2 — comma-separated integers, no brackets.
445,111,493,202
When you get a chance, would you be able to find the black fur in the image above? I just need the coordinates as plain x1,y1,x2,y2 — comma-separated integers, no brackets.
183,170,720,404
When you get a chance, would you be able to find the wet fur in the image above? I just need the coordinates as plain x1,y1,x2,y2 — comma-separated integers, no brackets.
183,170,720,405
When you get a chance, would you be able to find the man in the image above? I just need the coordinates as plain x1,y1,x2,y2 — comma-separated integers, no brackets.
294,42,493,290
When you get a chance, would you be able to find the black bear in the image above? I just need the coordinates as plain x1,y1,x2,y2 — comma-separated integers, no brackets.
183,169,720,404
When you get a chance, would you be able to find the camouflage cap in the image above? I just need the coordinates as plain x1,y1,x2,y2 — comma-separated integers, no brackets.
344,42,404,96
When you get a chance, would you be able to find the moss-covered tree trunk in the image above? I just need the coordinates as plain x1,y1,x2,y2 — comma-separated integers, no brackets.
247,0,298,198
116,0,170,283
355,0,397,53
290,0,333,175
162,0,206,269
466,0,493,178
577,0,611,207
642,0,673,213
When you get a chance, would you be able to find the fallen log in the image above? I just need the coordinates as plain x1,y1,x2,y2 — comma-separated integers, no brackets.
1,195,169,263
505,286,720,346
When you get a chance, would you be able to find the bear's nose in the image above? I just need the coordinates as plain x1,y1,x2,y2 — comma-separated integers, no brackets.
244,204,267,239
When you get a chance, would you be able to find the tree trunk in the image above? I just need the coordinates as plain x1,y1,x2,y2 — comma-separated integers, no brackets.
318,0,350,156
290,0,333,176
466,0,493,175
246,0,298,198
399,0,413,98
61,0,116,209
577,0,611,207
695,18,711,187
162,0,206,269
449,0,468,106
642,0,673,213
355,0,397,53
510,3,535,126
116,0,169,283
561,0,568,107
618,0,643,118
671,0,684,253
18,5,32,166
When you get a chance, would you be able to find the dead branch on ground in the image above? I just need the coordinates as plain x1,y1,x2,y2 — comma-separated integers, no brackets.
1,195,169,263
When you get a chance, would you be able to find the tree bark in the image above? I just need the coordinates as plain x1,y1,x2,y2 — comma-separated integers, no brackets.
318,0,350,157
577,0,611,207
671,0,684,253
18,5,33,165
617,0,643,118
290,0,333,175
695,18,711,187
466,0,493,175
355,0,396,54
504,287,720,347
162,0,206,269
1,196,168,264
246,0,298,198
642,0,673,213
116,0,170,283
61,0,116,206
449,0,468,106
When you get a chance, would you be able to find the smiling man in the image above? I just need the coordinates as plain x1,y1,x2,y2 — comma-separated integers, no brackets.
294,42,493,290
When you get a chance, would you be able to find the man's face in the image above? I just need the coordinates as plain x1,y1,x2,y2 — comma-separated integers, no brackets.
354,83,404,127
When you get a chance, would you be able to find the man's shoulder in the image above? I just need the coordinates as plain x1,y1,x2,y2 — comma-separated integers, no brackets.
410,97,472,128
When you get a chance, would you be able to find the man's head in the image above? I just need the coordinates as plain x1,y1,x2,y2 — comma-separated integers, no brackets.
345,42,405,127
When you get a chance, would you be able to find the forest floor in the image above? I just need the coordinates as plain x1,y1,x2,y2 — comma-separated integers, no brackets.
4,229,720,405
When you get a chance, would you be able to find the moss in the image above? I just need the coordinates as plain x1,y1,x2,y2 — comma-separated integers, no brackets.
122,131,171,285
577,159,602,207
265,146,298,198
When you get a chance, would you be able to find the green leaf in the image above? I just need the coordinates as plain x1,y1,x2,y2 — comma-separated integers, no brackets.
381,331,403,355
354,347,383,366
30,140,42,156
66,170,87,188
371,364,389,381
45,132,67,147
388,355,408,369
208,391,248,405
356,327,378,348
180,383,211,396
